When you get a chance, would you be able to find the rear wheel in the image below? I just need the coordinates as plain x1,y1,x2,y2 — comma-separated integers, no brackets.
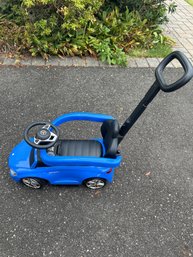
84,178,106,190
21,178,47,189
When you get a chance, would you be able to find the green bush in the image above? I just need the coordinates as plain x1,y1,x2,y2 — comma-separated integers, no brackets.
0,0,176,65
104,0,177,24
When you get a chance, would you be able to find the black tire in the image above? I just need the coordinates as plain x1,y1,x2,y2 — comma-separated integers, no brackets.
83,178,106,190
21,177,47,189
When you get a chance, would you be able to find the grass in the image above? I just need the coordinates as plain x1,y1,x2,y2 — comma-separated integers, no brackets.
185,0,193,7
127,43,173,58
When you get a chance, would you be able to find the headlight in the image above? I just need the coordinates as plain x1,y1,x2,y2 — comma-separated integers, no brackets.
10,169,17,176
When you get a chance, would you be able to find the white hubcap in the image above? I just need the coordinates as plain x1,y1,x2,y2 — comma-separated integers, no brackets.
86,179,105,189
22,178,41,189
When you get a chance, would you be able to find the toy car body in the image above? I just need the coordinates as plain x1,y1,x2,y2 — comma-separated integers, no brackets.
9,112,122,189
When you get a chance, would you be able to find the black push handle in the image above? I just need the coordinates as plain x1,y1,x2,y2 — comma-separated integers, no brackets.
118,51,193,144
155,51,193,92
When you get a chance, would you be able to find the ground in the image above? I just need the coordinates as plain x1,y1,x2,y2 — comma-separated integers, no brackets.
0,66,193,257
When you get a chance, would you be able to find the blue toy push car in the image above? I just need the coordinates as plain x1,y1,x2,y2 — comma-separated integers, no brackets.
9,112,122,189
9,51,193,189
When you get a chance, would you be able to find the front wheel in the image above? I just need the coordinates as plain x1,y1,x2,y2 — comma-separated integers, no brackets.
83,178,106,190
21,178,47,189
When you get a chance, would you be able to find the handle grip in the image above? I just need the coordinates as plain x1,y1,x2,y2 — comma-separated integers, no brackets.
155,51,193,92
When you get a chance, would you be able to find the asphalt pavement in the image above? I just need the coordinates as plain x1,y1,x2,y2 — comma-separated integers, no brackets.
0,66,193,257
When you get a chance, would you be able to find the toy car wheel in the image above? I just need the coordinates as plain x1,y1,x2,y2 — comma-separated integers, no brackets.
21,178,46,189
84,178,106,190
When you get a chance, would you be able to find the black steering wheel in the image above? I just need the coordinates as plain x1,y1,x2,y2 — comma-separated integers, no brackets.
24,122,59,149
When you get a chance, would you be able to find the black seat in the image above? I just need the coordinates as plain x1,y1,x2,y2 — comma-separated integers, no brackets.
49,119,119,159
101,119,119,158
56,140,103,157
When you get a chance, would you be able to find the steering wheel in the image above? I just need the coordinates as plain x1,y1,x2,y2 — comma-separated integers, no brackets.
24,122,59,149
